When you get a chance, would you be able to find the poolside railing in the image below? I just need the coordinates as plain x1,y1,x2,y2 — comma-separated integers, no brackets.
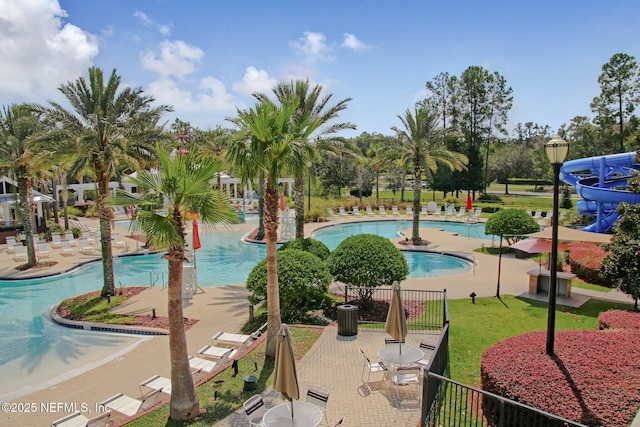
343,286,448,332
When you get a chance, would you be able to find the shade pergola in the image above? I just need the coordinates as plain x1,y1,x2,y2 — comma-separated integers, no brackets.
528,226,611,244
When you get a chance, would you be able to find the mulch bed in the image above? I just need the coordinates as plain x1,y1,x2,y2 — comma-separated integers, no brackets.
57,286,199,331
15,261,58,271
323,296,426,322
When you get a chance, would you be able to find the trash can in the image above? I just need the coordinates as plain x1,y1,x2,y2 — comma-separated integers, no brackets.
243,375,257,391
337,304,358,336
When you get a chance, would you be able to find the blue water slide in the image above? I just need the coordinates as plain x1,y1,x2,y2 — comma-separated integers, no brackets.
560,151,640,233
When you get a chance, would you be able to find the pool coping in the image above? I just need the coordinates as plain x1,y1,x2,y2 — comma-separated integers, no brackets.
49,303,169,336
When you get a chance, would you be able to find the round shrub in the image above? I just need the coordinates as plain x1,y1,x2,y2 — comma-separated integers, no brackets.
278,238,330,261
327,234,408,300
598,309,640,330
246,249,331,322
484,208,540,244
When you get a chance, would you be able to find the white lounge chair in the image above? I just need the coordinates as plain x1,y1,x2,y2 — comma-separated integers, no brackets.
432,206,442,216
212,331,252,346
456,207,467,218
5,236,16,253
64,231,78,246
100,388,163,417
51,233,62,249
189,356,218,373
51,411,111,427
61,239,75,256
198,344,237,361
37,242,51,258
468,208,482,223
79,238,97,255
13,244,27,262
327,208,335,217
532,210,543,219
112,233,126,248
352,206,362,215
338,207,348,216
365,206,374,215
392,205,400,215
525,209,533,216
139,374,172,395
379,206,388,215
420,206,428,216
406,206,413,216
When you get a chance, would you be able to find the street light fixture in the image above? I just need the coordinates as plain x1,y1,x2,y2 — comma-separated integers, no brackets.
307,161,312,211
544,135,569,355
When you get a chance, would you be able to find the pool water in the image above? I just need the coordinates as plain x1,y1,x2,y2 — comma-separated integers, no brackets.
0,218,481,398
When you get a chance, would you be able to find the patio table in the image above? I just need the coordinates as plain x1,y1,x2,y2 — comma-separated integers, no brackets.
262,400,323,427
378,343,424,366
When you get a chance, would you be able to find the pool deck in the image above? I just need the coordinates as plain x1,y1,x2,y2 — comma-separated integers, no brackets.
0,213,634,426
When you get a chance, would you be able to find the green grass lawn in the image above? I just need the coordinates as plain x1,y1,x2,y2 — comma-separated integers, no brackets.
126,326,322,427
447,295,634,386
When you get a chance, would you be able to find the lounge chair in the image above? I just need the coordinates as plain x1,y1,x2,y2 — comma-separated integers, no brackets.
327,208,335,217
79,238,97,255
112,233,126,248
305,385,330,422
51,233,62,249
544,211,553,220
352,206,362,215
5,236,16,253
406,206,413,216
61,239,75,256
379,206,388,215
100,388,163,417
13,244,27,262
243,394,267,427
197,344,237,361
468,208,482,223
392,205,400,215
139,374,172,395
211,331,252,346
365,206,374,215
525,209,533,216
338,207,348,216
358,348,388,384
532,210,543,219
432,206,442,216
456,207,466,218
51,410,111,427
250,321,268,340
420,206,428,216
189,356,218,373
37,242,51,258
64,231,78,246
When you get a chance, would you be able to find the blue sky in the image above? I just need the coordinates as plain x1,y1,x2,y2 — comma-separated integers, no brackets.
2,0,640,138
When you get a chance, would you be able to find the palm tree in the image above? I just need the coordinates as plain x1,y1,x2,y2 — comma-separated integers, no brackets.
256,80,355,239
35,67,171,297
227,99,300,357
113,146,235,422
0,104,42,267
392,105,467,244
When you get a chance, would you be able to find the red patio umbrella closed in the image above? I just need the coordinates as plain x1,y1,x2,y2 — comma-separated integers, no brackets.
465,195,473,211
192,219,202,250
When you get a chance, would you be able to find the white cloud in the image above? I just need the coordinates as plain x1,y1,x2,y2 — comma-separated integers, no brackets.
133,11,172,36
0,0,99,103
289,31,335,61
232,66,278,96
141,40,203,79
342,33,367,51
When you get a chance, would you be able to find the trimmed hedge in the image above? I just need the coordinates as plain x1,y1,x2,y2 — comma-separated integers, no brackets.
278,238,331,261
566,242,611,286
599,309,640,330
481,330,640,426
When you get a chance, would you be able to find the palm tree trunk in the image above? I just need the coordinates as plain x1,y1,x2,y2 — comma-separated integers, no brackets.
167,247,200,421
264,181,282,358
17,174,36,267
294,173,305,239
96,172,115,297
256,173,265,241
412,170,422,245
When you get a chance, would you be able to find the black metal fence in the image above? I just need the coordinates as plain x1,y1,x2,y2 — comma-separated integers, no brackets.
343,286,448,332
422,372,588,427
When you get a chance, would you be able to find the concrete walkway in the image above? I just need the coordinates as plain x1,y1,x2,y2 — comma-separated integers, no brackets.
0,213,634,426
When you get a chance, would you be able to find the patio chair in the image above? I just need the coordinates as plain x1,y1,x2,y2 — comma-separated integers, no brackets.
198,344,237,361
406,206,413,216
211,330,252,346
139,374,172,395
532,210,543,219
416,340,436,369
379,206,387,215
432,205,442,216
13,244,27,262
64,231,78,246
384,337,405,345
79,238,97,255
391,366,421,401
100,388,163,417
52,410,111,427
37,242,51,258
456,207,466,218
352,206,362,215
526,209,533,216
320,417,345,427
305,385,330,422
5,236,17,253
365,206,374,215
61,239,75,256
51,233,62,249
468,208,482,223
338,207,348,216
243,394,267,427
112,233,126,248
392,205,400,215
327,208,335,217
189,356,218,373
358,348,388,384
250,321,268,340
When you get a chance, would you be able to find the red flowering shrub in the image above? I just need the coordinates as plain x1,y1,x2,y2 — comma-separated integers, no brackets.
599,309,640,330
566,242,611,286
481,330,640,426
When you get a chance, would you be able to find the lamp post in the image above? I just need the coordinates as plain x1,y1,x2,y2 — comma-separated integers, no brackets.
545,135,569,355
307,161,312,211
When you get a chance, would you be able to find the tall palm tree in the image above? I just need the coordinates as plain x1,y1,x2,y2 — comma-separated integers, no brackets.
35,67,171,297
227,99,300,357
392,105,467,244
256,80,355,239
113,146,235,422
0,104,42,267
